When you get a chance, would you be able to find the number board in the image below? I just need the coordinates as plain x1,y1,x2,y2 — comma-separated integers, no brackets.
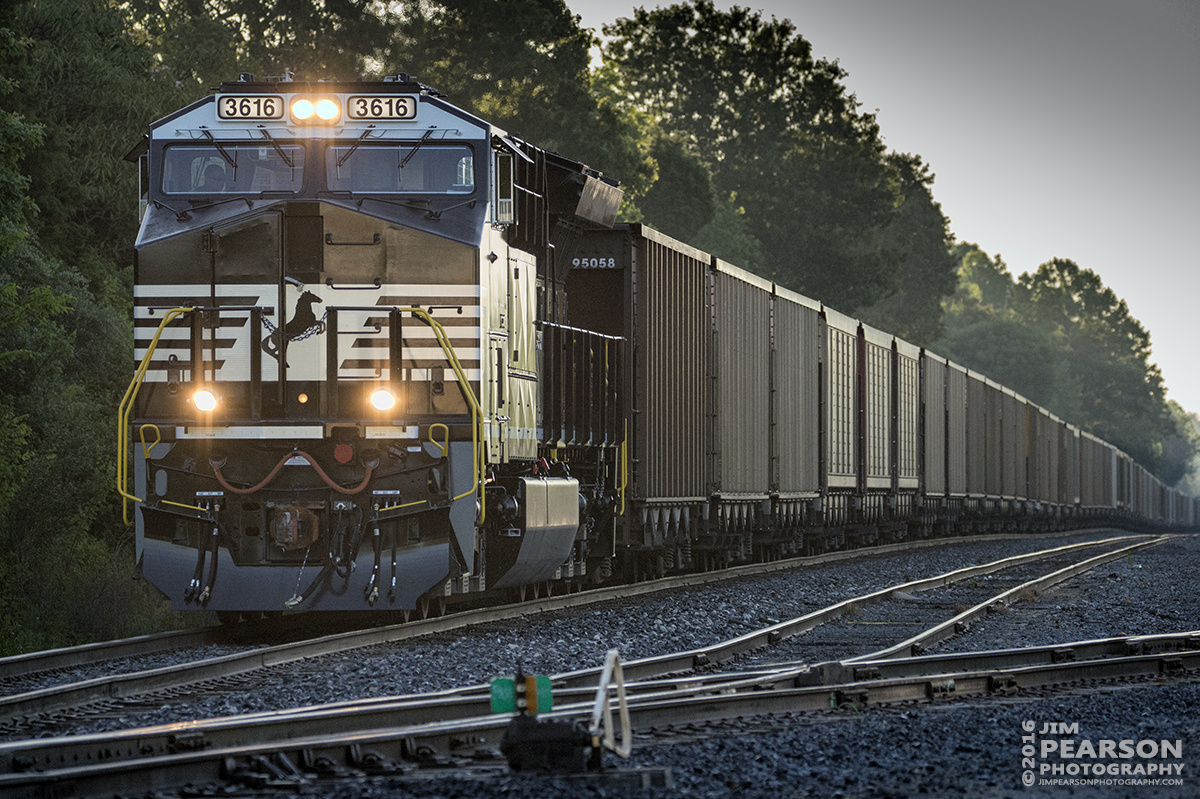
347,96,417,121
217,95,285,120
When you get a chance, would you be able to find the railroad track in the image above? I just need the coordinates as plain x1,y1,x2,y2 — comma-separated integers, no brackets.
3,633,1195,797
0,533,1181,796
0,528,1132,703
0,532,1149,729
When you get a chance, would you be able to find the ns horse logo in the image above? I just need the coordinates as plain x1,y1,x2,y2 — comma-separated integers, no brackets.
262,289,324,366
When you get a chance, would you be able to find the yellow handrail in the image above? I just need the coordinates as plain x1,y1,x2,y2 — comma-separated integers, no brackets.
139,423,162,459
117,305,486,525
397,307,486,523
620,418,628,516
428,422,450,458
117,307,192,525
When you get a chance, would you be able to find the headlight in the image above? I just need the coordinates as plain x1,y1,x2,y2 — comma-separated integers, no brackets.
192,388,219,412
291,97,340,123
291,98,315,120
369,388,396,411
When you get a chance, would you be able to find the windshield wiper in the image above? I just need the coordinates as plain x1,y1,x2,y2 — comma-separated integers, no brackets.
256,127,294,169
336,126,377,168
199,129,237,170
399,129,434,170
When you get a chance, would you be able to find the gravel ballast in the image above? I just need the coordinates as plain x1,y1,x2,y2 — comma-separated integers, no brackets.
7,530,1199,797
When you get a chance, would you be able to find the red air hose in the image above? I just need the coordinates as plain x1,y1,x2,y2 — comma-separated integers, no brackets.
211,451,373,495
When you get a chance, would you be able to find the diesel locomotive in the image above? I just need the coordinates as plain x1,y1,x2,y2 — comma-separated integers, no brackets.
120,73,1197,616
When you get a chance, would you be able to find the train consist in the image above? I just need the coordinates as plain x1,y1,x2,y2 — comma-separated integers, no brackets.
121,74,1197,615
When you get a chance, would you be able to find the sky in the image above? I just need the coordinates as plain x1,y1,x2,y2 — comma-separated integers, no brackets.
568,0,1200,414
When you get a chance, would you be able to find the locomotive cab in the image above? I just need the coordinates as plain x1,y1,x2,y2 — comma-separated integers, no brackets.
122,74,624,613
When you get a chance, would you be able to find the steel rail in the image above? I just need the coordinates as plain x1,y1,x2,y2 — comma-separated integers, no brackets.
0,629,216,684
551,534,1156,688
0,530,1136,722
0,528,1123,686
842,536,1167,663
0,534,1158,775
2,637,1197,798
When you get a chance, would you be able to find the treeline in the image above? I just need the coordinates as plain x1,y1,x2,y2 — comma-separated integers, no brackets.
0,0,1192,651
939,246,1196,482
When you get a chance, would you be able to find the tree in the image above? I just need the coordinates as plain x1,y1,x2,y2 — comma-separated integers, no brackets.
0,29,41,259
385,0,655,201
1019,259,1175,471
636,133,715,241
126,0,392,88
602,1,900,310
934,247,1195,482
856,153,958,346
0,1,178,653
2,0,186,294
1169,403,1200,493
691,191,764,273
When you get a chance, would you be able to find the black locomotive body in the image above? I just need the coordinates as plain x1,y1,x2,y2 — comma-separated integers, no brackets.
122,75,1196,615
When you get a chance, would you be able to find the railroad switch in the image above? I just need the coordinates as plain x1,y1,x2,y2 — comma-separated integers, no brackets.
492,665,593,772
493,649,633,775
989,674,1020,695
926,679,956,700
500,713,595,773
830,689,869,712
221,752,308,789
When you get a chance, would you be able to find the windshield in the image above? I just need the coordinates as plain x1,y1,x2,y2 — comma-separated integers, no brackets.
162,144,304,194
325,144,474,194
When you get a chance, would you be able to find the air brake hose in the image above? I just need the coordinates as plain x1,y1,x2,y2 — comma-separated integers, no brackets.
211,451,373,495
284,560,336,609
364,523,381,605
388,542,397,603
197,525,219,604
186,540,206,603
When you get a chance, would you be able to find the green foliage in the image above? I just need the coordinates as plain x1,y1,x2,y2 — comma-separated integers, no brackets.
0,235,155,655
636,134,714,241
2,0,185,294
1169,403,1200,493
0,28,43,258
936,245,1195,483
856,154,958,347
0,0,181,653
601,1,906,312
690,192,764,274
127,0,393,88
385,0,656,201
